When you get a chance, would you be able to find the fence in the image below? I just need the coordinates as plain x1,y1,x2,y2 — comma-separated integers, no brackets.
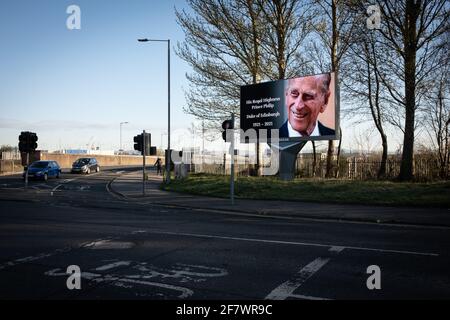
190,154,448,181
1,151,21,160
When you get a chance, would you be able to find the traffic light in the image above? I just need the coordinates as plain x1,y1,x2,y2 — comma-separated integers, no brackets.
134,134,143,152
18,131,38,153
19,132,27,152
134,133,151,155
143,133,151,156
29,132,38,151
221,119,234,142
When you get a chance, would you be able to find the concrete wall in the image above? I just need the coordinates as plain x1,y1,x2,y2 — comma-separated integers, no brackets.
40,153,162,169
0,160,23,173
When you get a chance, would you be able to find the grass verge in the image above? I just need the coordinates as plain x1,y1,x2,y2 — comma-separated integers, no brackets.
161,173,450,207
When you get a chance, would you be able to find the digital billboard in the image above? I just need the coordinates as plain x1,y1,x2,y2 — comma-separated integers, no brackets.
240,72,339,142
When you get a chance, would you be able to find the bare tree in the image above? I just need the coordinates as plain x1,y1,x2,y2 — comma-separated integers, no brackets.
309,0,361,178
423,63,450,178
176,0,266,174
371,0,449,180
256,0,313,79
177,0,313,176
176,0,265,121
344,29,390,178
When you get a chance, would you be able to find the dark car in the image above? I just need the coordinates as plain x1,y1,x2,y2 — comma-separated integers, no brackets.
71,157,100,174
23,161,61,181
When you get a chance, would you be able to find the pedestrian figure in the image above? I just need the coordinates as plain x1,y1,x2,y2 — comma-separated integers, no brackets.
154,157,162,175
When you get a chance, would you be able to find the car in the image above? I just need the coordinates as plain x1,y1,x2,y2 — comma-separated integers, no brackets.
71,157,100,174
23,161,61,181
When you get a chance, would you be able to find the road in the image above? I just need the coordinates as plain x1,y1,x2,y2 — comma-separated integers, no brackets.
0,167,449,300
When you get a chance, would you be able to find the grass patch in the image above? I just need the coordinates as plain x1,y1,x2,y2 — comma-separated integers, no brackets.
162,173,450,207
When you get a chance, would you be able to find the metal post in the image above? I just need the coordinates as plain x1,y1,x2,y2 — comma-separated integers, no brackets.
202,120,205,170
166,39,171,184
120,123,122,151
230,113,235,205
138,39,171,183
223,153,226,175
143,130,146,196
137,38,171,183
25,152,29,189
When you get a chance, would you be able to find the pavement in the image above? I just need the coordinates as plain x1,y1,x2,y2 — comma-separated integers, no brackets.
109,170,450,228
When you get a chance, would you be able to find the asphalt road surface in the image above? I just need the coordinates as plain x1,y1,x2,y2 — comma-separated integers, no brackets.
0,167,449,300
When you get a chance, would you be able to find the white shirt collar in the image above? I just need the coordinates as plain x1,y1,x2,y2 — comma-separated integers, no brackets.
287,120,320,137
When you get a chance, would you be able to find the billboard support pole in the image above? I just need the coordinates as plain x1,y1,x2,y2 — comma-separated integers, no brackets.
269,141,307,181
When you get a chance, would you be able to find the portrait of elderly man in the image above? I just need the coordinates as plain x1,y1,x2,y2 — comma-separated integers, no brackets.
280,73,335,138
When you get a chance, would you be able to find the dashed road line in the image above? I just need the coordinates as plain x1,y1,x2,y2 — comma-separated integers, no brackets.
265,257,331,300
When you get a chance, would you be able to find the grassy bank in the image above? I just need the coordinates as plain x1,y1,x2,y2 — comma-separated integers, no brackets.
162,174,450,207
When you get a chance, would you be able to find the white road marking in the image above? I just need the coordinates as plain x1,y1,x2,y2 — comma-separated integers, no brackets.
115,171,125,175
0,236,117,271
45,268,194,299
188,207,450,231
85,240,135,250
44,260,210,299
49,174,99,194
265,257,331,300
95,261,131,271
145,230,439,257
288,294,331,300
51,184,62,192
116,278,193,298
0,247,72,271
329,246,345,253
132,263,228,280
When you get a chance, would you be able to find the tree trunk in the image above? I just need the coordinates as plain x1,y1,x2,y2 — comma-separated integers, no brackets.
398,0,417,181
326,141,335,178
312,141,317,177
378,132,388,179
326,0,337,179
335,127,342,178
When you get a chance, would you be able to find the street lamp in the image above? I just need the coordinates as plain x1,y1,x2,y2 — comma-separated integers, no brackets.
120,121,129,152
138,38,171,183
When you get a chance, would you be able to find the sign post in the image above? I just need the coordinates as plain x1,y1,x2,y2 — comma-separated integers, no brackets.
230,113,235,205
142,130,146,196
25,152,29,189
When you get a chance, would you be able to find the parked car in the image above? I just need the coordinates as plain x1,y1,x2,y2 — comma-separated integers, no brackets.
23,161,61,181
71,157,99,174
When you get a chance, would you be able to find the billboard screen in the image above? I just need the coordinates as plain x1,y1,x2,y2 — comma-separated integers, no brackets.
240,72,339,142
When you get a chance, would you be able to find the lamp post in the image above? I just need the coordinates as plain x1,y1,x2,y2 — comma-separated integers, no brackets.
120,121,128,152
138,38,171,183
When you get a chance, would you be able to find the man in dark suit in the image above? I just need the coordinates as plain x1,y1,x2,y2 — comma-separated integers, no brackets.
280,73,335,138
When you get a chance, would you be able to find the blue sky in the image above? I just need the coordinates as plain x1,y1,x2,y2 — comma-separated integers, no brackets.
0,0,194,151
